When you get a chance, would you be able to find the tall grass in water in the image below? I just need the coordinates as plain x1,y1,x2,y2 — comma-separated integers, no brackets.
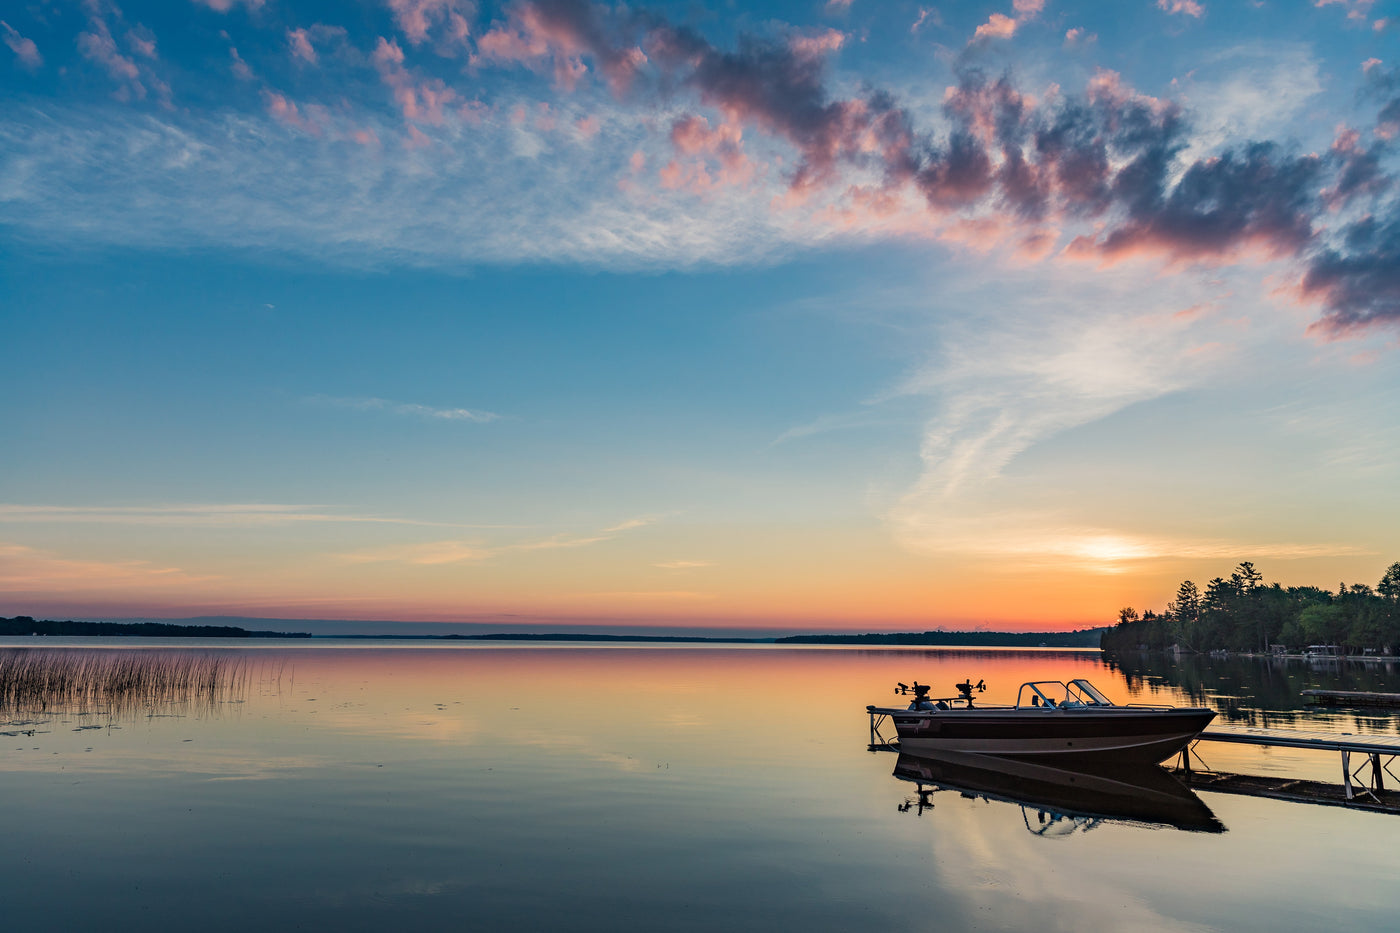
0,649,250,716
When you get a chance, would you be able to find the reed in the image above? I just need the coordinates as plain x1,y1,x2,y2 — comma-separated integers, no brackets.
0,648,250,716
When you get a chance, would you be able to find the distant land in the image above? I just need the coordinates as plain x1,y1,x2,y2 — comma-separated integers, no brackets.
774,629,1105,647
0,616,311,638
1,615,1105,647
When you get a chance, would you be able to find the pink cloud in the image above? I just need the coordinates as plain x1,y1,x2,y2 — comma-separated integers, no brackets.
263,90,315,132
285,24,349,65
1314,0,1375,23
189,0,266,11
971,0,1046,43
910,8,940,33
1157,0,1205,18
575,115,600,137
126,27,157,59
474,1,646,95
371,35,459,124
404,124,433,149
388,0,474,48
789,28,846,61
974,13,1018,40
1,20,42,69
1084,68,1169,115
458,99,489,124
825,0,855,12
664,115,757,191
659,159,714,193
1014,228,1059,262
74,6,172,105
943,74,1036,148
288,28,317,63
352,128,381,147
77,21,141,85
229,46,254,80
372,34,406,69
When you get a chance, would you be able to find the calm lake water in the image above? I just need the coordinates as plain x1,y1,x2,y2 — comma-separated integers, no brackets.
4,639,1399,932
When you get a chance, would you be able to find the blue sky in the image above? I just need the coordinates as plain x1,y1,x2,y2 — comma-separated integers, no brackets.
2,0,1398,631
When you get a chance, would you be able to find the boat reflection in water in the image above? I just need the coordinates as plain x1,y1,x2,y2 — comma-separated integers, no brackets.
892,750,1225,836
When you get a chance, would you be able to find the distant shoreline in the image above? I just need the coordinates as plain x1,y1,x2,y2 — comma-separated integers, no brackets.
0,616,312,639
1,615,1105,647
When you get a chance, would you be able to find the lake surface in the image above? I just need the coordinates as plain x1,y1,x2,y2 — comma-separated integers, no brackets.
4,640,1399,932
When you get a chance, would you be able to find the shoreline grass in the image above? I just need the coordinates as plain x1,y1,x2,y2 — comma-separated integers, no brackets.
0,648,252,716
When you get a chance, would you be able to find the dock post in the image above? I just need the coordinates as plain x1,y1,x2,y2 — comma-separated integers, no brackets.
1343,750,1353,800
1372,753,1384,791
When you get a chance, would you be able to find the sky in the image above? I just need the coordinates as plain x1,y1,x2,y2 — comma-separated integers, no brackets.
2,0,1399,634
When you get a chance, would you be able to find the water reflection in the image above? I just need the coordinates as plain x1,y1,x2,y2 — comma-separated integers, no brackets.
1104,651,1400,733
891,751,1225,834
4,641,1400,933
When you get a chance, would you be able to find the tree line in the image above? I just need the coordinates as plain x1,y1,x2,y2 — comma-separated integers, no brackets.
1100,561,1400,655
0,616,310,638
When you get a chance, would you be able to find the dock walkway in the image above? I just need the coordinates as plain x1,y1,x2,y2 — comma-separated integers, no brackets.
1191,726,1400,802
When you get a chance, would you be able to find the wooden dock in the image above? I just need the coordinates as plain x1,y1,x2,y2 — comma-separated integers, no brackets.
1170,768,1400,814
1189,726,1400,803
1300,689,1400,708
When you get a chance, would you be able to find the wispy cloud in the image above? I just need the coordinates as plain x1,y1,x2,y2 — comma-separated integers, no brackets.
654,560,712,569
2,20,42,69
602,515,664,533
307,395,500,422
771,410,883,445
0,504,467,527
0,542,213,591
505,532,613,551
883,256,1282,566
1158,0,1206,18
570,590,713,600
338,540,493,565
336,514,663,565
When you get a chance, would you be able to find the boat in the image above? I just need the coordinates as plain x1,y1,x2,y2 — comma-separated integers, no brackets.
891,750,1224,834
866,678,1215,765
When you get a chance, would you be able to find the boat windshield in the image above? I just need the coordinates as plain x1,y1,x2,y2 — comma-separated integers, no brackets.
1017,682,1068,708
1016,680,1115,709
1067,679,1114,706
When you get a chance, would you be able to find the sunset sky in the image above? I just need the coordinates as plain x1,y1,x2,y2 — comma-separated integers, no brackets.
3,0,1398,633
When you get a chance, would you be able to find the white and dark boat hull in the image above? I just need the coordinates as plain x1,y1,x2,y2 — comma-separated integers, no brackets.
883,708,1215,764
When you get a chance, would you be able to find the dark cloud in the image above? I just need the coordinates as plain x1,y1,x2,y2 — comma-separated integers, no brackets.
1326,133,1390,208
1302,212,1400,336
1365,63,1400,138
1097,143,1322,262
488,1,1400,336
